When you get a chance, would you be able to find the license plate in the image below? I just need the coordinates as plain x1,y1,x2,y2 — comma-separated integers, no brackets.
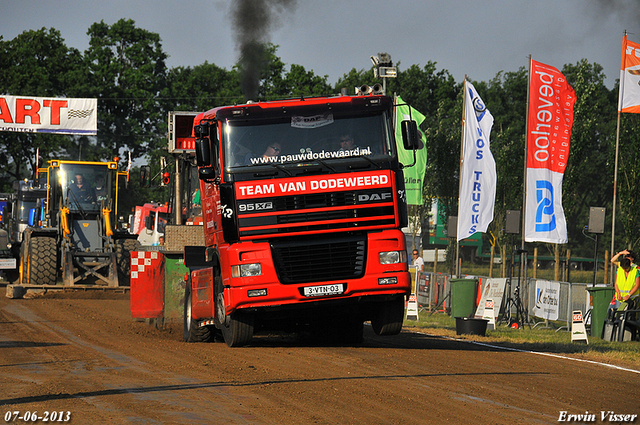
303,283,344,297
0,258,16,269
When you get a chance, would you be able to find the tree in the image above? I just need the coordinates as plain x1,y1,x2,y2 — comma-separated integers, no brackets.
616,113,640,249
0,28,84,190
259,44,332,99
561,60,617,256
83,19,168,164
162,62,242,112
334,68,374,95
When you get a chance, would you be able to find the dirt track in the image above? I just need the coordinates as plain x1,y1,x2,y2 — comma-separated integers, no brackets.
0,288,638,424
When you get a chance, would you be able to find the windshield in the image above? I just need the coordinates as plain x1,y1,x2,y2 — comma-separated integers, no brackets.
17,200,37,222
59,164,113,212
223,110,395,170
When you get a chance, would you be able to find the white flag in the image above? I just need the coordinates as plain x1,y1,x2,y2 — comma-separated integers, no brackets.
457,81,496,241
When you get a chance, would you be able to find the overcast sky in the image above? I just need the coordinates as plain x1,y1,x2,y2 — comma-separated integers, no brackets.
2,0,637,90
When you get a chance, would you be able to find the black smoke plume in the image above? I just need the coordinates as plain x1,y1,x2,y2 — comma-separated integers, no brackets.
231,0,297,101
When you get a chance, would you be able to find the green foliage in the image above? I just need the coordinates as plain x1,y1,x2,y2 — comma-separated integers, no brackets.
0,28,85,188
617,113,640,249
561,60,617,255
83,19,168,165
1,21,640,260
334,68,374,95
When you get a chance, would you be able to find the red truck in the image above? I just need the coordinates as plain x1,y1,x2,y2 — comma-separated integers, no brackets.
184,93,419,346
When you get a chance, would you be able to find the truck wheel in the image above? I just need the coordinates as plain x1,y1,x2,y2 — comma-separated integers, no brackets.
183,281,211,343
214,274,253,347
116,239,141,286
371,297,404,336
220,311,254,347
28,236,58,286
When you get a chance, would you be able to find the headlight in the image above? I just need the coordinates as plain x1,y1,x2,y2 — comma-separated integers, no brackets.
379,250,407,264
232,263,262,277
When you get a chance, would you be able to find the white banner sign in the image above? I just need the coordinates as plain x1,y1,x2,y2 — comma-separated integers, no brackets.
524,60,575,243
0,95,97,135
457,81,496,241
475,278,507,318
532,279,560,321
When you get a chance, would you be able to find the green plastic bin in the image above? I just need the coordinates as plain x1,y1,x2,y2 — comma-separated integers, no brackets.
587,286,615,338
450,278,478,318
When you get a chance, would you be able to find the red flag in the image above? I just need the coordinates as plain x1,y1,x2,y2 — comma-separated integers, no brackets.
524,60,576,243
619,34,640,113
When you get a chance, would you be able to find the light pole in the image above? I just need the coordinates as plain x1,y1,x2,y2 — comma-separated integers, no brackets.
370,53,397,95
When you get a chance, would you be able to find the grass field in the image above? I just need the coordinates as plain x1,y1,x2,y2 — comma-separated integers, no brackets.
404,310,640,371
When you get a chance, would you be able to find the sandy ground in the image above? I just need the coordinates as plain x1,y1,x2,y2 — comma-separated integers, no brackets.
0,288,638,424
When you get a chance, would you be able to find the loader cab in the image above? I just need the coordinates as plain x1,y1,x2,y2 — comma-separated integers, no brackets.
55,163,115,213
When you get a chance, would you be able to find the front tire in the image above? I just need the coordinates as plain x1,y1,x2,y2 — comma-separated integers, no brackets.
215,273,253,347
116,238,141,286
28,236,58,285
183,279,212,343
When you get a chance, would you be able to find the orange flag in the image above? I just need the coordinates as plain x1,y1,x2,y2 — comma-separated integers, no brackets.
618,34,640,113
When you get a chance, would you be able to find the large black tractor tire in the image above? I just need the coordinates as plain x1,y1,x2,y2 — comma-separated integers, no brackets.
215,274,254,347
371,296,405,336
183,281,212,343
116,238,141,286
28,236,58,286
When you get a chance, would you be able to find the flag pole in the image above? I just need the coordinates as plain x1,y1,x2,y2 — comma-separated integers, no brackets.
610,30,626,285
456,77,467,277
522,55,532,251
610,112,620,284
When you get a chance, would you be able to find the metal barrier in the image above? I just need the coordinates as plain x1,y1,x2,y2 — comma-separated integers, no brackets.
416,272,449,312
413,271,605,331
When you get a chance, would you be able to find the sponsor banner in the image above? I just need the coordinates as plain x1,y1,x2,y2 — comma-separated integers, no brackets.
524,60,575,243
395,95,427,205
235,170,392,199
0,95,97,135
618,34,640,113
524,168,568,243
475,278,507,318
532,279,560,321
457,81,496,241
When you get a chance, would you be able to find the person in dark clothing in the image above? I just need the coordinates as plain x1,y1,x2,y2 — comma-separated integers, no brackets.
70,173,96,203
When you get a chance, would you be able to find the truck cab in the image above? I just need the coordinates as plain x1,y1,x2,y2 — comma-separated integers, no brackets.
185,94,419,346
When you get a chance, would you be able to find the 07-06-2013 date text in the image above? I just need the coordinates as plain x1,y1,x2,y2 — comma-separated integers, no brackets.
4,411,71,422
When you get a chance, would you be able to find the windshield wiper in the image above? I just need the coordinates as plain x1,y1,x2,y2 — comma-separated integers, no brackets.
268,162,292,176
66,188,87,219
315,159,337,172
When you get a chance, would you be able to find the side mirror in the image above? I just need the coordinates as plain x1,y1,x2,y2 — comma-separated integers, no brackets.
401,120,420,150
195,138,212,168
194,123,210,138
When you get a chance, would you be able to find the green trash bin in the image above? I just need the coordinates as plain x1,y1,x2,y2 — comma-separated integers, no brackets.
450,278,478,318
587,286,615,338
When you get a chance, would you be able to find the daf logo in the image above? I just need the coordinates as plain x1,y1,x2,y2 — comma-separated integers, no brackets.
358,192,392,202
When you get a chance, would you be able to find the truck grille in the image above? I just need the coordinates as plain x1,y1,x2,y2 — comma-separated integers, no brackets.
270,235,366,284
237,189,396,238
